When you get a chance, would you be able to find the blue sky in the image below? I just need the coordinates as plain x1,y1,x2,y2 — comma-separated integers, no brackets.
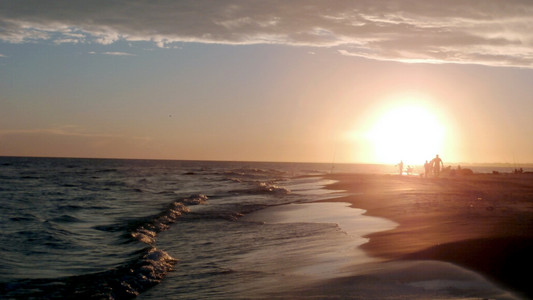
1,1,533,164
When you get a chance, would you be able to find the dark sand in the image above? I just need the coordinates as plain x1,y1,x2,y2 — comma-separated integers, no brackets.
318,173,533,299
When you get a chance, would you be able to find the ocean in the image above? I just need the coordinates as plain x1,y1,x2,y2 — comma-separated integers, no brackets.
0,157,382,298
0,157,521,299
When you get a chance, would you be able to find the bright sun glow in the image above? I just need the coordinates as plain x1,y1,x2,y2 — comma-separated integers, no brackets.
367,102,446,165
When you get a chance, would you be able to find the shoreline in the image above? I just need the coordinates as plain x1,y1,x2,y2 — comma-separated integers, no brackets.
321,173,533,299
241,202,397,279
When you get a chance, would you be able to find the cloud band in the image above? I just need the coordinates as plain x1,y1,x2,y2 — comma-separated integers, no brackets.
1,0,532,67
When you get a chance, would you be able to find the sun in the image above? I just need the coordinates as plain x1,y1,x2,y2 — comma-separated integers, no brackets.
367,100,446,165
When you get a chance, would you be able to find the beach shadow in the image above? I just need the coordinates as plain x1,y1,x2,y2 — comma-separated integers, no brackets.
403,237,533,299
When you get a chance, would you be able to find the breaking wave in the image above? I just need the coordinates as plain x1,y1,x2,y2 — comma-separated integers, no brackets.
1,194,209,299
257,182,291,194
229,181,291,195
130,194,207,244
0,247,177,299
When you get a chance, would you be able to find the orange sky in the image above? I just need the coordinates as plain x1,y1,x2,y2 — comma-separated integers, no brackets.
1,1,533,164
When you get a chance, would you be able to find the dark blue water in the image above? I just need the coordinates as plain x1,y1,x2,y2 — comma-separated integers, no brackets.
0,157,351,299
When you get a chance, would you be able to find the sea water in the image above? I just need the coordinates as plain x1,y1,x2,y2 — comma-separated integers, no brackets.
0,157,519,299
0,157,381,298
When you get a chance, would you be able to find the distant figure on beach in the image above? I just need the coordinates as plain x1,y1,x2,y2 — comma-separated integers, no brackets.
424,160,430,178
431,154,443,177
397,160,404,176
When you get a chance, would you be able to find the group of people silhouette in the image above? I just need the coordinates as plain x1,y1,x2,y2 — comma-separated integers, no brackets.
397,154,444,177
424,154,444,178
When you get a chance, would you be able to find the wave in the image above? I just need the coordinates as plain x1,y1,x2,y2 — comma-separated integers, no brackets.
219,167,288,180
182,194,208,205
230,167,287,176
50,214,83,223
58,203,112,212
101,180,127,187
95,168,119,173
257,182,291,194
8,212,38,223
0,247,176,299
130,194,206,244
1,194,208,299
229,181,291,195
9,216,36,222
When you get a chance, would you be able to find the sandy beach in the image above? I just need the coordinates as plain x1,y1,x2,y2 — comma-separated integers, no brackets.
314,173,533,299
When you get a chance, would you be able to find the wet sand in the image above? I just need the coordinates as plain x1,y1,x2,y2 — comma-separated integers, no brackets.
319,173,533,299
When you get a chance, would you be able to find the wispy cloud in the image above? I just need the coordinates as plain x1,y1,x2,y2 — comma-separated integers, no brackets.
0,126,148,141
88,51,135,56
1,0,532,67
102,51,135,56
0,127,152,158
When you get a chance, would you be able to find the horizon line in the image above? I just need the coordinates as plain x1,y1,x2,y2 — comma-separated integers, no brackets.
1,155,533,167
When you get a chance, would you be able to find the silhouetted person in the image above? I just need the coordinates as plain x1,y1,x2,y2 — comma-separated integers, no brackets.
432,154,443,177
397,160,404,176
424,160,430,178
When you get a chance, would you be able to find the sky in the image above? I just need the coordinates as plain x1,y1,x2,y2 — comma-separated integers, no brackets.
1,0,533,164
